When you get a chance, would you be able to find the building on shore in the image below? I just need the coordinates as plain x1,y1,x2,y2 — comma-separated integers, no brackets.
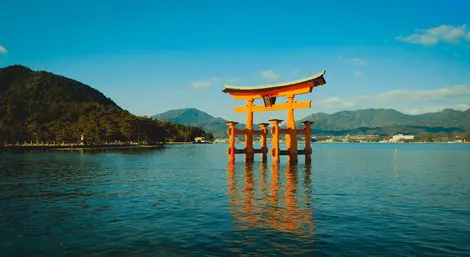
315,134,380,143
193,137,206,143
389,134,414,142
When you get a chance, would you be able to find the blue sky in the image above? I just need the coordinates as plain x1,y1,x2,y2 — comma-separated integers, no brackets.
1,0,470,123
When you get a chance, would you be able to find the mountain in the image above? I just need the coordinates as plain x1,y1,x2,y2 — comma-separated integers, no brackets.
153,107,470,137
297,108,470,134
0,65,209,144
152,108,250,137
414,108,470,131
298,109,410,129
152,108,224,126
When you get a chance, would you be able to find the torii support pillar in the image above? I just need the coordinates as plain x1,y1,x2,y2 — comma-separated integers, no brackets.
285,95,298,163
269,119,282,163
226,121,238,163
301,121,314,164
258,123,269,162
244,99,255,162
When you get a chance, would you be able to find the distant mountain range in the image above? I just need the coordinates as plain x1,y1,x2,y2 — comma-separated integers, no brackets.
297,108,470,136
152,108,258,136
152,108,470,137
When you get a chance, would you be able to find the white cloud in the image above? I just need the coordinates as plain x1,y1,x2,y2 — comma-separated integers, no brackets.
191,81,212,89
190,75,244,88
354,71,362,77
0,45,6,54
310,85,470,114
260,70,279,81
456,103,470,109
314,97,356,109
359,85,470,102
190,76,223,89
350,58,365,65
404,104,470,115
339,57,366,66
396,24,470,46
227,77,243,84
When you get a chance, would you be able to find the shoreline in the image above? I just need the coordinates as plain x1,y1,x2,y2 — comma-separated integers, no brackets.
1,141,467,151
0,144,165,151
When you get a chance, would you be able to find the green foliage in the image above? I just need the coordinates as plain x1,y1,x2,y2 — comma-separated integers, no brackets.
412,133,467,142
157,120,212,142
0,65,210,144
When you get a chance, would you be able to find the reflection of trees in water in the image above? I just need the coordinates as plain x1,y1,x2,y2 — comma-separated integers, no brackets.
77,147,165,156
227,162,315,235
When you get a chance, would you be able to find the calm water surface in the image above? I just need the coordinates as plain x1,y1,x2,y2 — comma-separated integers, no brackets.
1,143,469,256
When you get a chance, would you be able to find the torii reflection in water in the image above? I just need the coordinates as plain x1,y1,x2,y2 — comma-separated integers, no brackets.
227,162,315,235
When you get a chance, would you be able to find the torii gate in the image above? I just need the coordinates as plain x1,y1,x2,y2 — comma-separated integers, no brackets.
223,70,327,163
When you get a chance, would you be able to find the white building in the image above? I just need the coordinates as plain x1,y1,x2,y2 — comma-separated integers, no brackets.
389,134,414,142
194,137,205,143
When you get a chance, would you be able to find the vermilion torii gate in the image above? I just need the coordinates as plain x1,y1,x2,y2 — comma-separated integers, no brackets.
223,70,327,163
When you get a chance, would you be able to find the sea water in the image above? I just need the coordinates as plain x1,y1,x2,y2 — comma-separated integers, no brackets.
1,143,469,256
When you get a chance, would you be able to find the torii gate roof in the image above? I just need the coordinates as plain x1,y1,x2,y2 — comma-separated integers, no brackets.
222,70,326,94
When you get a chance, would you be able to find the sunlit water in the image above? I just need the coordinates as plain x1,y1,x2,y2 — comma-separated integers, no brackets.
1,143,469,256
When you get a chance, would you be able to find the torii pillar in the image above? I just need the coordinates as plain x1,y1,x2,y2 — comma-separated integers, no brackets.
244,99,255,161
301,121,314,164
226,121,238,163
285,94,298,163
258,123,270,162
269,119,282,163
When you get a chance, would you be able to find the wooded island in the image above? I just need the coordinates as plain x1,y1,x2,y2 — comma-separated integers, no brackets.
0,65,213,147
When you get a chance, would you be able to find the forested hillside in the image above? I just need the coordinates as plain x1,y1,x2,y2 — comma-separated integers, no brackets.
0,65,211,144
298,108,470,132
